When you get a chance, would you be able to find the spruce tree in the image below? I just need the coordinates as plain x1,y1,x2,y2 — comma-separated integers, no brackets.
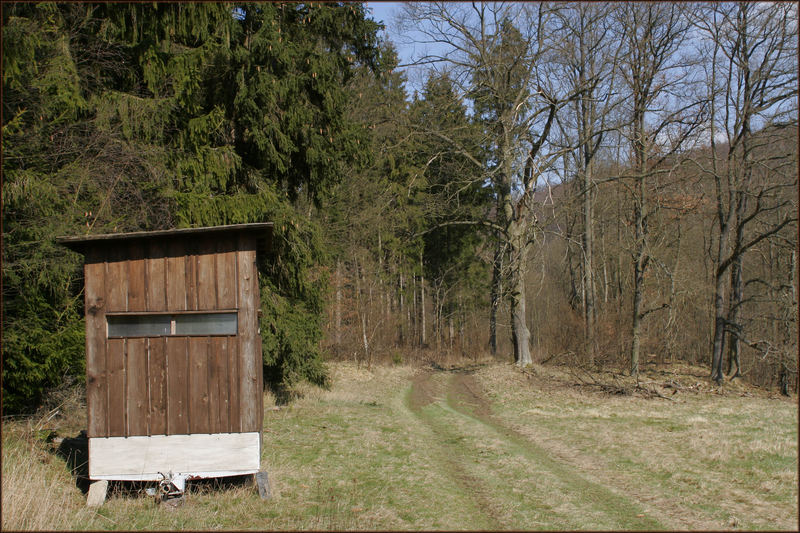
2,2,383,410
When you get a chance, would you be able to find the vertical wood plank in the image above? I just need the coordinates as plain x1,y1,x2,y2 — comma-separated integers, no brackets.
209,337,228,433
206,336,218,435
189,337,210,434
185,242,199,311
197,238,217,310
256,334,264,431
166,337,189,435
237,236,261,433
145,241,166,312
126,338,148,435
216,242,237,309
166,241,187,312
106,338,126,437
127,242,146,311
228,338,241,433
253,258,264,432
147,337,167,435
105,251,128,312
84,250,107,438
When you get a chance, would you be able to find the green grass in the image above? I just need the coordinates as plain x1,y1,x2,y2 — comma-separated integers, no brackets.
475,363,799,531
2,361,797,530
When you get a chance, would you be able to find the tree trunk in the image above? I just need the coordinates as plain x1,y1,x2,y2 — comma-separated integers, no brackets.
433,288,441,350
616,183,624,303
355,258,367,366
411,273,417,347
420,253,426,348
601,225,609,304
565,202,581,311
726,254,743,378
459,296,465,355
791,250,797,308
710,224,731,384
489,243,502,355
583,169,596,365
448,304,454,351
378,233,385,324
361,311,369,369
510,271,532,366
577,22,597,365
398,272,405,345
335,258,342,351
630,175,646,378
509,229,532,366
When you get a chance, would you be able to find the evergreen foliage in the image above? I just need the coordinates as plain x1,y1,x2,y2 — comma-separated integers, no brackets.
2,2,382,412
323,41,417,276
411,73,491,316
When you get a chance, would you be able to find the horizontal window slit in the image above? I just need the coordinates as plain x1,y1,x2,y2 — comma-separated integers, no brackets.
107,313,237,337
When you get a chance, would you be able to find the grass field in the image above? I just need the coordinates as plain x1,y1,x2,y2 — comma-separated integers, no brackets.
2,360,797,530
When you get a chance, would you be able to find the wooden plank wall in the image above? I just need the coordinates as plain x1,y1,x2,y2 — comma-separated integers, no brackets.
84,234,262,438
236,233,263,433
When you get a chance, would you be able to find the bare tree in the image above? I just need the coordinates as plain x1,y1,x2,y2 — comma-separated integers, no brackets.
401,2,583,365
553,3,624,364
691,2,798,384
615,3,704,377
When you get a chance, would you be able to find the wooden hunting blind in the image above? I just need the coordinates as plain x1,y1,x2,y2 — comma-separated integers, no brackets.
59,223,272,493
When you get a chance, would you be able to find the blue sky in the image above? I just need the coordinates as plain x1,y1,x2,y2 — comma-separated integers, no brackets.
364,2,405,55
364,2,441,96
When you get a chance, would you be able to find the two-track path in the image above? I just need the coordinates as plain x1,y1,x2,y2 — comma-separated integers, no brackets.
404,367,665,530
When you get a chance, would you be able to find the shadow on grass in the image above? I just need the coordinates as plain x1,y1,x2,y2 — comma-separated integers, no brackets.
54,431,90,494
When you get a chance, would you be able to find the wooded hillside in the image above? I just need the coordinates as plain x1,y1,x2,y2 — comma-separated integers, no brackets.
3,2,797,412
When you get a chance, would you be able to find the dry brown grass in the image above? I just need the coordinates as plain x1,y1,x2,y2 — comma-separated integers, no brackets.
1,422,91,530
1,359,795,530
474,362,799,530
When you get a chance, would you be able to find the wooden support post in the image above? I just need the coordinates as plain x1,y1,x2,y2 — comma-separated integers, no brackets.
86,480,108,508
256,471,271,499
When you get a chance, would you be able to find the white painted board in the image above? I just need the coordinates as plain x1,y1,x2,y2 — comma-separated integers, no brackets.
89,432,261,481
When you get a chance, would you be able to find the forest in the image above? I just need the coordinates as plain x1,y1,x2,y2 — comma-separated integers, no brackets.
2,2,798,413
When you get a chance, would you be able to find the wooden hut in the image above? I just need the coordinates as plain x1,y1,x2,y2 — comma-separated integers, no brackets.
59,223,272,501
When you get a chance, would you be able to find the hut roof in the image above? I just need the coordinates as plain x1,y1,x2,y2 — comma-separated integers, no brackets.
58,223,273,253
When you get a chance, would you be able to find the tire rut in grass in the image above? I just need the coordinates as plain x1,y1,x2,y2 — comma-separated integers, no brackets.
405,370,504,530
445,370,664,530
408,369,439,411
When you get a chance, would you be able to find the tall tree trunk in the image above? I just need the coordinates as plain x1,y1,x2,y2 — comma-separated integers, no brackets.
601,225,609,304
791,250,797,317
335,258,342,351
378,233,385,324
398,272,405,345
577,20,597,365
459,296,465,355
361,312,369,369
711,264,728,384
434,288,441,350
583,170,596,365
420,252,426,347
616,182,624,304
510,271,532,366
489,243,502,355
411,273,417,347
711,211,733,384
566,215,581,311
727,254,743,378
355,257,367,366
630,174,646,378
509,226,532,366
448,312,454,351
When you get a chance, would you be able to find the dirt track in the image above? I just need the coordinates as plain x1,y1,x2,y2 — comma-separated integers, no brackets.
405,367,666,530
